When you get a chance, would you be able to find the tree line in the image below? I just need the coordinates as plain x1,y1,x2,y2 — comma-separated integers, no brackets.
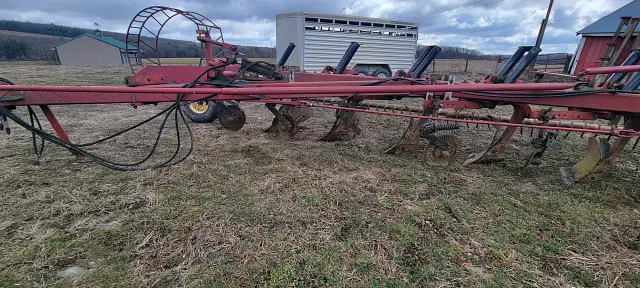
416,44,498,60
0,20,276,61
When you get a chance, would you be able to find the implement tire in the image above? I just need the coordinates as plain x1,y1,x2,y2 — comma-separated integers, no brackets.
181,101,219,123
372,69,390,78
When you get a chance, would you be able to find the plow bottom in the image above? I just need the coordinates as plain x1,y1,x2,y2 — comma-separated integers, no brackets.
383,105,435,154
560,117,640,184
560,137,612,184
463,105,528,165
319,101,363,141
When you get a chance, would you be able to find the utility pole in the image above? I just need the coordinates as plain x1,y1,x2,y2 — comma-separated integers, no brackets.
535,0,554,48
530,0,554,70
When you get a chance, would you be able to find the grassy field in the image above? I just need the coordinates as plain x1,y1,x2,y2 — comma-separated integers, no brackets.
1,64,640,287
428,59,499,75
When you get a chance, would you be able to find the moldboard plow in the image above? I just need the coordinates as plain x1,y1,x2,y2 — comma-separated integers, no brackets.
1,6,640,185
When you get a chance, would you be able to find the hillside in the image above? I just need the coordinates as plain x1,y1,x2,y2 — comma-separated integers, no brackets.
0,20,275,61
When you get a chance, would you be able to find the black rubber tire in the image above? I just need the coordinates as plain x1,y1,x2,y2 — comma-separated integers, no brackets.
354,69,370,76
372,69,391,78
181,101,218,123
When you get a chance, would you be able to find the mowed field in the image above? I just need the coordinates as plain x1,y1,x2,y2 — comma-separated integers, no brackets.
1,63,640,287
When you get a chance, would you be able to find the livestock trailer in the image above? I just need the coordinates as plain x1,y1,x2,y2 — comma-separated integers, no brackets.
275,12,419,76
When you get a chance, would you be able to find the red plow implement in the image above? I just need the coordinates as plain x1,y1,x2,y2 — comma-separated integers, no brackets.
2,6,640,185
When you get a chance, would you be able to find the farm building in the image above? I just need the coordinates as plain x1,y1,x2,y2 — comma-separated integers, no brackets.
568,0,639,75
49,29,138,66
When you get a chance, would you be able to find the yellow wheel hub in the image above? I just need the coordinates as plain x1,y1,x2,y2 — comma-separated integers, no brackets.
188,101,209,114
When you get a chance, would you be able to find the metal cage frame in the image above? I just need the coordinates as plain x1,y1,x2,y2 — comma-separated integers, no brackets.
125,6,224,73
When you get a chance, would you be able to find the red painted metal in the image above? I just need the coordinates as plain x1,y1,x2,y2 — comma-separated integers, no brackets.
579,64,640,76
293,72,375,82
125,74,170,86
128,66,214,85
450,91,640,114
197,32,237,57
39,105,82,158
0,82,578,95
574,36,637,76
0,91,417,105
304,102,638,137
3,82,640,114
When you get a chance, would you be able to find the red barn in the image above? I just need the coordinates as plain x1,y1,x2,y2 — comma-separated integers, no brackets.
568,0,639,75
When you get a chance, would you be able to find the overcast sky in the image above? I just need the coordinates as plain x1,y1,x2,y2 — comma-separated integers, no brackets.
0,0,633,54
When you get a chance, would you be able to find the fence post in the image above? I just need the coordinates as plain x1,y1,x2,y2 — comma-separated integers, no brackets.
545,54,549,71
465,54,470,73
563,54,571,73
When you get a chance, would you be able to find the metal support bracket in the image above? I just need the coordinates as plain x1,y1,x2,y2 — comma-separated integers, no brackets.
39,105,82,158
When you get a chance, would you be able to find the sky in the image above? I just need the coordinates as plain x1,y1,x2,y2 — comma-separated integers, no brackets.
0,0,634,55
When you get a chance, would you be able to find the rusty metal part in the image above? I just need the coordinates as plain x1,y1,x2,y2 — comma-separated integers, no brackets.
525,130,558,167
358,101,600,126
463,104,529,165
271,114,299,139
319,101,363,141
432,133,460,160
361,101,424,113
560,117,640,184
423,133,461,167
218,105,246,131
265,105,314,133
526,108,555,166
383,100,435,154
286,106,314,124
437,110,620,133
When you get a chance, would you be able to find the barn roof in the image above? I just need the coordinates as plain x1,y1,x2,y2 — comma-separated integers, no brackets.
577,0,640,34
50,33,137,51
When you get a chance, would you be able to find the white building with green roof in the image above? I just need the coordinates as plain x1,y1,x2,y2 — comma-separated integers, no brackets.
49,29,139,66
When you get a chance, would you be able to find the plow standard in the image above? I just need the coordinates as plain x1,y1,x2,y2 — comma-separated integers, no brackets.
1,6,640,184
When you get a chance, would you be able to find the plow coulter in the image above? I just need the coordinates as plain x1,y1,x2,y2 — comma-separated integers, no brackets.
1,7,640,185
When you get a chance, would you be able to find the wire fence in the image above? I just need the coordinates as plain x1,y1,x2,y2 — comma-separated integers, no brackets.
531,53,571,72
426,59,499,74
424,53,571,75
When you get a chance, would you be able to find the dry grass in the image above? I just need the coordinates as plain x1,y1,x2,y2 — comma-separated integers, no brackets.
428,60,500,75
533,64,566,73
1,64,640,287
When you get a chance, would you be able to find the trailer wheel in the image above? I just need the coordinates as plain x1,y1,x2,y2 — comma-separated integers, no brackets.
373,69,390,78
181,101,218,123
355,69,369,76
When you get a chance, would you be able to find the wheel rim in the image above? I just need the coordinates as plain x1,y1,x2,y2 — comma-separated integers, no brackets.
188,101,209,114
358,73,367,76
377,73,387,77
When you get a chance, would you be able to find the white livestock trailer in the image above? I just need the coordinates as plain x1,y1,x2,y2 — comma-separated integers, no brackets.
275,12,419,77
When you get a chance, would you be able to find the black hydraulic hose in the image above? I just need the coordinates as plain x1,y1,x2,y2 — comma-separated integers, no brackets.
0,63,236,171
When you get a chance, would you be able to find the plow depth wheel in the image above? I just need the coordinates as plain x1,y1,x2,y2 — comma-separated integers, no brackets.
181,101,218,123
218,105,247,131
